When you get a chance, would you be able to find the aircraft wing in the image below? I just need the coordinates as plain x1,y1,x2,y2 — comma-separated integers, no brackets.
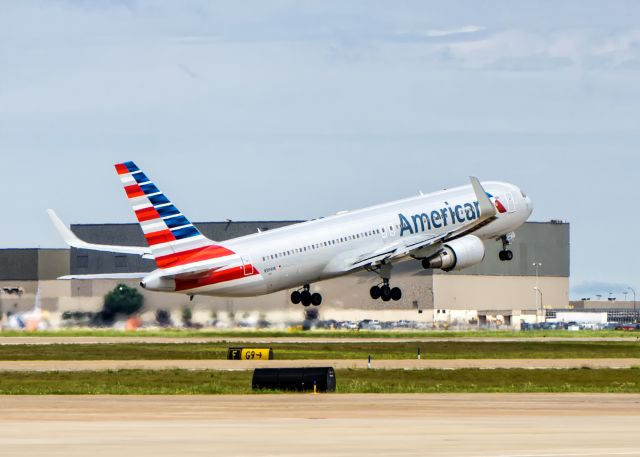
48,209,153,259
344,176,497,271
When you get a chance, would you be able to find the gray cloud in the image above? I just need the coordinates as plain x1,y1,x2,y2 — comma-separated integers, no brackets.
571,281,636,299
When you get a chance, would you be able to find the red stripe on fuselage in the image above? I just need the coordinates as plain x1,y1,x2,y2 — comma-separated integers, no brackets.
135,206,161,222
145,229,176,246
155,245,236,269
125,184,145,199
115,163,129,175
175,265,257,292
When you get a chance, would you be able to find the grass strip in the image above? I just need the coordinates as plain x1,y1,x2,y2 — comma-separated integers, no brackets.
1,368,640,394
1,341,640,360
0,329,637,339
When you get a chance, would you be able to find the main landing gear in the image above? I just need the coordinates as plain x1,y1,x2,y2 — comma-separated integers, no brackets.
370,280,402,302
499,233,514,262
291,284,322,307
368,263,402,302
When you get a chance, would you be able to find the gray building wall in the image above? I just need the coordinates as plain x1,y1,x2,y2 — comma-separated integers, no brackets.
0,249,38,280
0,249,69,281
38,249,71,280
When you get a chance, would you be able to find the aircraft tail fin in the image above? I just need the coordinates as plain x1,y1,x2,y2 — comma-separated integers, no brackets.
114,161,236,269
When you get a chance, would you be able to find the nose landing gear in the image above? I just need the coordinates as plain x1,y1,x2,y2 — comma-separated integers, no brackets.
499,233,515,262
291,285,322,307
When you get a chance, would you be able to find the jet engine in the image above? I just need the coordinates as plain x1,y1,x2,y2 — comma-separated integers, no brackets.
422,235,486,272
140,275,176,292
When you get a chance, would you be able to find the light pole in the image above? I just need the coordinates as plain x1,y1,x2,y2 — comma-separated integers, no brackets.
627,287,636,321
532,262,542,321
533,287,543,319
426,287,435,327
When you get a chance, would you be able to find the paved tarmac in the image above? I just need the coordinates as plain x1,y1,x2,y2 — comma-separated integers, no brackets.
1,358,639,371
0,336,638,344
0,394,639,456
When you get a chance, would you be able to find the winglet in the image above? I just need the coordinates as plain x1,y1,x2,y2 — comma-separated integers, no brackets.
469,177,497,219
47,209,153,258
47,209,84,248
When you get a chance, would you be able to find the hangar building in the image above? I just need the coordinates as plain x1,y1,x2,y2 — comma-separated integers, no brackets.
0,220,569,326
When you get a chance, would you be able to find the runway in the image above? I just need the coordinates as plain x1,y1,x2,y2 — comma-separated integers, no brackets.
1,358,639,371
0,394,639,456
0,336,638,345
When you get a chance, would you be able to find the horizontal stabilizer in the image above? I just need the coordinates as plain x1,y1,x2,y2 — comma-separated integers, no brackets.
58,273,149,280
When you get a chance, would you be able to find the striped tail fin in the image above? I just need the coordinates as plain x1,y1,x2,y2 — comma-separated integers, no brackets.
115,161,235,269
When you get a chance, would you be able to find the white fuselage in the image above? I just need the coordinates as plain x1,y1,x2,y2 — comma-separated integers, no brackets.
171,181,532,297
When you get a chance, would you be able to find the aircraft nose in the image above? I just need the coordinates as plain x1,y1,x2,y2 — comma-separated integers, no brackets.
524,195,534,214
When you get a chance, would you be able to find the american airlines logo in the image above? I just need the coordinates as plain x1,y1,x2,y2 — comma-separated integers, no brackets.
399,200,482,236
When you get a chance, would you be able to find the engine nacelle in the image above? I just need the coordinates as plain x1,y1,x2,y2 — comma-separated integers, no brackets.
140,275,176,292
423,235,486,272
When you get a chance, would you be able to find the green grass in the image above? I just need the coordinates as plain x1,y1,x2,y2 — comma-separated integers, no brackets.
1,368,639,394
0,328,637,338
1,341,640,360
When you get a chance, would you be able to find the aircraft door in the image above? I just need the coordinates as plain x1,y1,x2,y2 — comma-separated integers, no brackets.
381,226,388,239
505,193,516,213
241,255,254,276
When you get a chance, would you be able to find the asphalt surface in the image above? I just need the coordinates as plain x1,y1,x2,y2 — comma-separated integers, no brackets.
1,394,639,456
1,358,639,371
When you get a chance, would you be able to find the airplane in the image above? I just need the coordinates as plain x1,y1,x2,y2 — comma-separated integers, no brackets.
49,161,533,306
5,285,50,330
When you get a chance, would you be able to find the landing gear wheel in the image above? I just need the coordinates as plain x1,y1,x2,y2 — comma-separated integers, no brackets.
380,285,392,302
311,293,322,306
499,250,514,261
391,287,402,301
291,291,301,304
300,290,312,307
370,286,381,300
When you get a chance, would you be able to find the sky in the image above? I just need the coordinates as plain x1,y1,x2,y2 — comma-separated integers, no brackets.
0,0,639,299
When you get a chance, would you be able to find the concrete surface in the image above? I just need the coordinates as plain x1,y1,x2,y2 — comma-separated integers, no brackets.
0,358,639,371
0,394,639,456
